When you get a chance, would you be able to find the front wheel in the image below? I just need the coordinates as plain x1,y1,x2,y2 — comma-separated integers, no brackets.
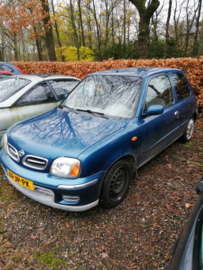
100,159,132,208
182,117,195,142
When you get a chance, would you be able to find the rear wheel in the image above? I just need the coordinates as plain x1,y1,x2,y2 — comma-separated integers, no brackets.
100,159,131,208
182,117,195,142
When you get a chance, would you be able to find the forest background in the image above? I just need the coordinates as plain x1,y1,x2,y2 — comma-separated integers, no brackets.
0,0,203,62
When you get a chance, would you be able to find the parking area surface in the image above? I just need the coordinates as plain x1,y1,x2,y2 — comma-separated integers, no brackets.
0,115,203,269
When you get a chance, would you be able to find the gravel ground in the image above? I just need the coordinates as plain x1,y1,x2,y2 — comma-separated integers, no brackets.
0,116,203,270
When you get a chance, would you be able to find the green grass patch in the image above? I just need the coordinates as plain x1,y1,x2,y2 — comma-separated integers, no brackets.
188,160,203,167
0,180,15,201
34,251,67,268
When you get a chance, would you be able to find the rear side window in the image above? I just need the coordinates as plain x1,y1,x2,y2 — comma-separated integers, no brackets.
0,64,13,72
171,73,191,101
15,83,56,106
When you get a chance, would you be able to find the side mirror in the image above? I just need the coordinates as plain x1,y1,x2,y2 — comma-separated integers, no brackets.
145,105,164,116
63,93,68,99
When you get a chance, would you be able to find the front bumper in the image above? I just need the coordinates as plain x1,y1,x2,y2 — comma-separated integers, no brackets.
0,148,104,211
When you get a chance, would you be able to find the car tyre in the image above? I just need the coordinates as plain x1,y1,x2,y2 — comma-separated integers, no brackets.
100,159,132,208
182,117,195,142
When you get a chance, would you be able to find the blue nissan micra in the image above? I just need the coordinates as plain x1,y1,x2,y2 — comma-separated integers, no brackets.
0,68,198,211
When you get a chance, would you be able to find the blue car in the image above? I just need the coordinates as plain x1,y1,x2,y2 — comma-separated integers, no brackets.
0,68,198,211
0,62,24,75
168,178,203,270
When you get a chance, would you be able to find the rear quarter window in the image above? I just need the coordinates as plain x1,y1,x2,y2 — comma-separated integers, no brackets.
171,73,191,101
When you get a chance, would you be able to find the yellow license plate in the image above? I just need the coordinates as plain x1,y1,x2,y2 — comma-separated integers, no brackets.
7,169,35,191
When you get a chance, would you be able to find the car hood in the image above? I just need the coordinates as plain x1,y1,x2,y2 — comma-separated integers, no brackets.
8,108,128,159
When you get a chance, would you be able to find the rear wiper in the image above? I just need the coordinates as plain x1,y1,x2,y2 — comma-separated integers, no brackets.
75,109,108,118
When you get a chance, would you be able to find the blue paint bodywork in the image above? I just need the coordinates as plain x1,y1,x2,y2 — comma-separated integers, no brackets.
0,68,198,211
0,62,23,75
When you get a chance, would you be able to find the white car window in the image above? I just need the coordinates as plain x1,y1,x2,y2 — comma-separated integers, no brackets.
49,79,79,100
15,83,56,106
0,78,30,102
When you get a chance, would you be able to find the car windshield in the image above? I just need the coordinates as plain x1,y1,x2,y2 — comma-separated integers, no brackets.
0,77,30,102
62,75,143,119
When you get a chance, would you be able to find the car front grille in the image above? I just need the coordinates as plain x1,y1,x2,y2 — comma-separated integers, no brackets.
23,155,48,170
7,143,20,162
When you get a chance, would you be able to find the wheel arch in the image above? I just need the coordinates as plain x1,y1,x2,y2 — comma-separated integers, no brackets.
106,154,136,176
99,154,137,195
99,154,136,207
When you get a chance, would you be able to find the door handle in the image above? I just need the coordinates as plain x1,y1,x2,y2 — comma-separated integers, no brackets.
174,111,179,116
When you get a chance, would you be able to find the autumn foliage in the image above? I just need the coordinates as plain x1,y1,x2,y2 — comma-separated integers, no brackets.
12,57,203,109
0,0,44,37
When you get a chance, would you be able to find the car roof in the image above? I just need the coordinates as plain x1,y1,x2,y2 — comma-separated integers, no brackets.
90,67,182,77
0,61,14,65
41,74,80,80
11,74,80,82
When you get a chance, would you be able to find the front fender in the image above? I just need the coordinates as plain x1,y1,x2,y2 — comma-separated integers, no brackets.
78,122,141,177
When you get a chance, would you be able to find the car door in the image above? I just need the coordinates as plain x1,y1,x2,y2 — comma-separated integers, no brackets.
1,83,59,133
138,74,181,166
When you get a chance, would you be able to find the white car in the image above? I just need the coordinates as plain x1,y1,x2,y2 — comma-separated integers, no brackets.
0,74,80,142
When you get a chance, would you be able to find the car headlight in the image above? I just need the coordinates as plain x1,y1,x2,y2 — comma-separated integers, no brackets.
0,134,8,152
50,157,80,178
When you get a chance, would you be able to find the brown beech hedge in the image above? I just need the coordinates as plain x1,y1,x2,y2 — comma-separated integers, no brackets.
12,57,203,109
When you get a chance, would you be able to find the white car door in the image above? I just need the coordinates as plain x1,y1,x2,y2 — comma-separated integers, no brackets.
0,83,59,139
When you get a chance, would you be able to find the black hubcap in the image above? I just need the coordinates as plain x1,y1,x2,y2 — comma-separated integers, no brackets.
109,167,126,199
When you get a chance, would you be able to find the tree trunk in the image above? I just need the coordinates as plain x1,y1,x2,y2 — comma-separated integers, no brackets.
198,19,203,56
78,0,85,47
92,0,102,60
34,27,42,61
70,0,80,60
104,0,110,51
138,17,150,59
193,0,202,56
184,0,196,56
40,0,56,61
129,0,160,59
151,13,159,55
50,0,65,61
86,1,92,49
21,31,26,61
123,0,126,57
164,0,172,58
111,2,115,53
0,29,5,61
13,33,19,61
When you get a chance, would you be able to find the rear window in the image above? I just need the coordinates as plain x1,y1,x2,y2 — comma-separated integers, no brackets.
0,78,30,102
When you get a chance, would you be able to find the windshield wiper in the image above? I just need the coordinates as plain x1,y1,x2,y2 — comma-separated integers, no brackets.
75,109,108,118
58,105,79,113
